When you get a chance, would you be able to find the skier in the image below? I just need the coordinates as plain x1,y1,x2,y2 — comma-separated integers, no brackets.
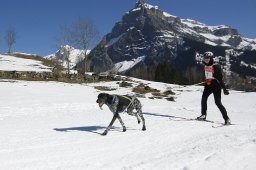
197,51,231,125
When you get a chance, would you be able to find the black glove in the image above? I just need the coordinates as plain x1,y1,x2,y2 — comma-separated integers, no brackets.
223,89,229,95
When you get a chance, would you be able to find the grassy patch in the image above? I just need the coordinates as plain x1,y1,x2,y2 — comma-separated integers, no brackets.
163,90,175,95
151,92,168,97
166,96,175,102
132,83,160,94
9,53,56,68
118,81,133,87
94,86,117,91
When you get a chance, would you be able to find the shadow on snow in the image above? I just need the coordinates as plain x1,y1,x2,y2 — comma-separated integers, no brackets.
53,126,106,135
53,125,130,135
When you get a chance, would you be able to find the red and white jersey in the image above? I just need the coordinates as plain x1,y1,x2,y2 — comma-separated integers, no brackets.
204,65,214,80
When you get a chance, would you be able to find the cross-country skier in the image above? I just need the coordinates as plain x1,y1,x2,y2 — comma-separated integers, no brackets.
196,51,231,125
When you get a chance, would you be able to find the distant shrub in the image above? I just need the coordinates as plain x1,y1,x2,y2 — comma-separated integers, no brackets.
163,90,175,95
166,96,175,102
118,81,133,87
132,83,160,94
94,86,116,91
151,92,168,97
10,53,63,69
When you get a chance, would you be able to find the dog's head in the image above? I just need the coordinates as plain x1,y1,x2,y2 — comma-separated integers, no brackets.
96,93,110,110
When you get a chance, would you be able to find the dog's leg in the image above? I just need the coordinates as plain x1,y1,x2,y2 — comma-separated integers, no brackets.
138,111,146,131
127,105,141,124
116,114,126,132
102,113,118,136
133,107,146,131
136,103,146,131
135,114,141,124
133,99,146,131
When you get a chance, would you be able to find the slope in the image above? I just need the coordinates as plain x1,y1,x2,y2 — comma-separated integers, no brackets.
0,79,255,170
0,53,52,72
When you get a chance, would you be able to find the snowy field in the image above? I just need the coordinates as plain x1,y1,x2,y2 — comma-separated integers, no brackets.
0,54,52,72
0,79,256,170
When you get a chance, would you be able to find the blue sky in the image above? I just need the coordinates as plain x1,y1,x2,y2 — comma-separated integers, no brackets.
0,0,255,56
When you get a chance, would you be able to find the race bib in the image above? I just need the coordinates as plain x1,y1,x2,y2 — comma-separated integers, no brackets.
205,66,214,79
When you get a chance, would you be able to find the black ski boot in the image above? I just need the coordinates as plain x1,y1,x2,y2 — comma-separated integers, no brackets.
196,114,206,121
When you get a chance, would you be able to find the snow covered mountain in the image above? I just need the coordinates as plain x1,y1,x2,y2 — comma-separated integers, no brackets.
46,45,90,69
81,0,256,90
180,18,256,50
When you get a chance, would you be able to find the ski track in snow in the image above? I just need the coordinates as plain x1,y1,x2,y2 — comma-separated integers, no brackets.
0,80,256,170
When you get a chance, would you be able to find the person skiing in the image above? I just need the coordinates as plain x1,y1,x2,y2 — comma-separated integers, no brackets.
197,51,231,125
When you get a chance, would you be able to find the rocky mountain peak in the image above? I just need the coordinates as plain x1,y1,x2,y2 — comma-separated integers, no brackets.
135,0,145,8
80,1,256,90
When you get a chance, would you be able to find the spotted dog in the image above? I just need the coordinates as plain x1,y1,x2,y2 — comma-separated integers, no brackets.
96,93,146,135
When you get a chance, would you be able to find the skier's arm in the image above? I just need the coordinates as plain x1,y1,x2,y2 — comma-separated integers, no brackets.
214,65,229,95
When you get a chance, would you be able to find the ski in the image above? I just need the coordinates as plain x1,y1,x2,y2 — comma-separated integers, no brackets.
212,123,235,128
195,119,221,124
169,117,237,127
169,117,222,125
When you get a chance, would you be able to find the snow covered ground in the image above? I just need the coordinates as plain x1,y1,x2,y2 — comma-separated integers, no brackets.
0,79,256,170
0,54,52,72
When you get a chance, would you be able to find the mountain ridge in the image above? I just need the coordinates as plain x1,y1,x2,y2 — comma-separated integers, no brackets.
79,0,256,90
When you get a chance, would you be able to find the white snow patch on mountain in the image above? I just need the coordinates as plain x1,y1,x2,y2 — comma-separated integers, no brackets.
208,25,230,31
221,42,231,47
200,33,231,42
112,56,146,73
144,3,157,9
181,19,207,28
107,34,124,47
238,38,256,50
204,40,217,46
163,11,176,18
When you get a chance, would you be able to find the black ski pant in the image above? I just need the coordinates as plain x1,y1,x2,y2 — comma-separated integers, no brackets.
201,85,229,121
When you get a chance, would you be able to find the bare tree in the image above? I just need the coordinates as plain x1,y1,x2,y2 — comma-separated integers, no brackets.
54,25,73,75
62,45,72,75
55,17,99,75
5,27,16,54
70,17,100,75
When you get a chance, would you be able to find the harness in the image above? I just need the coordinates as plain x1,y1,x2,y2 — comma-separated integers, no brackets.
119,95,133,102
119,95,136,112
106,95,119,113
108,95,136,113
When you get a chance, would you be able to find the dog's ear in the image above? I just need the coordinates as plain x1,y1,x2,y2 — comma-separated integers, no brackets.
98,93,109,98
106,94,114,103
97,93,109,101
98,93,105,98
